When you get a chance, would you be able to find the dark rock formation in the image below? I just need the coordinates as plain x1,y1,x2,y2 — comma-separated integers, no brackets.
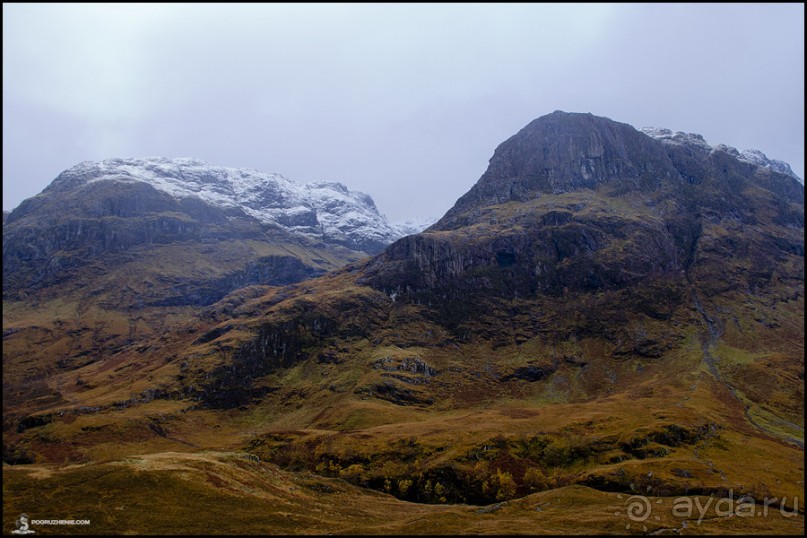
363,111,802,307
436,111,683,229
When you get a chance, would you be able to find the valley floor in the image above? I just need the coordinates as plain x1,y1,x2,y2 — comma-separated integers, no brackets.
3,451,804,535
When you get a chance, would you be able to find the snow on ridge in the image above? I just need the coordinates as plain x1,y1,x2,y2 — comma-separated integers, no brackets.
53,157,410,249
736,149,799,180
392,216,438,238
710,145,799,180
639,127,712,151
640,128,802,183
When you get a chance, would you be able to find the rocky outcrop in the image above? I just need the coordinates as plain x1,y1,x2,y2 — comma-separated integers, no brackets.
357,381,435,406
501,364,557,382
434,112,684,230
364,212,683,301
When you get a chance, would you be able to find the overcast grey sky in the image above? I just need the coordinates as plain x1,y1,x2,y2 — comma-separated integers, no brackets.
3,3,804,221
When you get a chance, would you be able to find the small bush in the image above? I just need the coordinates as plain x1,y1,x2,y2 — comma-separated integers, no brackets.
523,467,554,492
339,463,365,483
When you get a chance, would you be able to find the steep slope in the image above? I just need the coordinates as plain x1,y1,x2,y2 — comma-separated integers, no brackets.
4,112,803,533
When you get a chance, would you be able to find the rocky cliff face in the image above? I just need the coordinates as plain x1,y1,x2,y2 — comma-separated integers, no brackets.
2,158,424,304
432,112,680,230
435,112,801,230
363,111,803,309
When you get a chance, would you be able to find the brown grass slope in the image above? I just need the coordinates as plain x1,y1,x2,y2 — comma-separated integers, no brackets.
4,453,803,535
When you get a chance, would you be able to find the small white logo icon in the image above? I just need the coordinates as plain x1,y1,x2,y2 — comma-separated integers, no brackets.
12,514,35,534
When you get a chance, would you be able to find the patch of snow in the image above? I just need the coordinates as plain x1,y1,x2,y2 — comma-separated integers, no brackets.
392,216,438,238
639,127,712,151
641,128,802,183
736,149,798,179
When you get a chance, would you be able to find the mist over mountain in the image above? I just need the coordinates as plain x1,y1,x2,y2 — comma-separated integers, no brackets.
3,111,803,534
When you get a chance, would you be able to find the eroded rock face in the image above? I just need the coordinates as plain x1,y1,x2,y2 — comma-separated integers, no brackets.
363,112,802,304
435,112,684,230
365,212,683,300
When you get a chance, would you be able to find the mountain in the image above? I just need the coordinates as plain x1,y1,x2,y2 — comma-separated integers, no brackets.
39,157,414,251
3,112,803,534
3,157,424,305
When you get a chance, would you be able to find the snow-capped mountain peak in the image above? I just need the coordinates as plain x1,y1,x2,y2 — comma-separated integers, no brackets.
48,157,410,252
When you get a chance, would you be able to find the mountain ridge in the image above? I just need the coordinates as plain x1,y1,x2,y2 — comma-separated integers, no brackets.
640,126,802,182
10,156,424,253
